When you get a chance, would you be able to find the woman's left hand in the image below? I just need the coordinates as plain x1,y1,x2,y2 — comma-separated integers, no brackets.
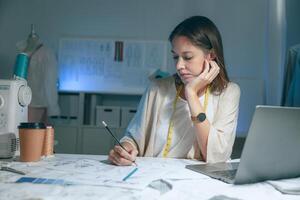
185,60,220,95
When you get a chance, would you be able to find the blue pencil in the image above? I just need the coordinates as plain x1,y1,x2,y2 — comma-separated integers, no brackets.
122,167,138,181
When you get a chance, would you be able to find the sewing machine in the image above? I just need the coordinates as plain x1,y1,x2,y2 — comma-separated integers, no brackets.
0,79,31,158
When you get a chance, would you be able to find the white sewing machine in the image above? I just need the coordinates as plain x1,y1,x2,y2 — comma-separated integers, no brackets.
0,79,31,158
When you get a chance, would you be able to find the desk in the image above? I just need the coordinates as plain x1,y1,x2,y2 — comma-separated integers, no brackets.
0,154,299,200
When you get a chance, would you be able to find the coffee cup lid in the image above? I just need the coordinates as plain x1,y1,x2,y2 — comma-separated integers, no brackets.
18,122,46,129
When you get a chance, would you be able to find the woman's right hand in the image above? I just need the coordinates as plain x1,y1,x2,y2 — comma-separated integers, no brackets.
108,142,138,166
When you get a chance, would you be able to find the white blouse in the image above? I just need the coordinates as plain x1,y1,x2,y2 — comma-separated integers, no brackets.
153,83,215,158
121,76,240,163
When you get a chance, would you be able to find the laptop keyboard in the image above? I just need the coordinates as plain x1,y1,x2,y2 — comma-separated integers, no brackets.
210,169,237,180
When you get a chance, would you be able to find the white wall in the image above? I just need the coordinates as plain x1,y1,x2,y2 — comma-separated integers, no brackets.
0,0,187,78
286,0,300,50
0,0,288,136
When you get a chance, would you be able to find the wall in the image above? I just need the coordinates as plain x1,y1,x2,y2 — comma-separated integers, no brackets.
0,0,186,78
286,0,300,50
0,0,287,136
0,0,270,80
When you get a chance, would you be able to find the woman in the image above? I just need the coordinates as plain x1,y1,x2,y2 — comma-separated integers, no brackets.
109,16,240,165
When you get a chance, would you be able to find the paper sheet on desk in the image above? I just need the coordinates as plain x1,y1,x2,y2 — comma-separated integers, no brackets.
0,181,161,200
2,157,148,189
29,158,156,190
267,177,300,195
2,156,208,190
159,179,292,200
68,158,206,189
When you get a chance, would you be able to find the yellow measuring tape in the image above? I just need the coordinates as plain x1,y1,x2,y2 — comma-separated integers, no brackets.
162,85,210,158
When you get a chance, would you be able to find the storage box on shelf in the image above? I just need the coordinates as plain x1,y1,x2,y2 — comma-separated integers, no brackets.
96,106,121,128
121,107,137,128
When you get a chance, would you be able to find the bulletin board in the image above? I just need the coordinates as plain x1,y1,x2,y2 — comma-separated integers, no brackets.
58,38,168,95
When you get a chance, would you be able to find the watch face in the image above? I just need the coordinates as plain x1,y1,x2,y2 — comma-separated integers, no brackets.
197,113,206,122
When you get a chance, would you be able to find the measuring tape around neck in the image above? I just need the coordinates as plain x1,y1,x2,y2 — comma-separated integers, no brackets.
162,85,210,158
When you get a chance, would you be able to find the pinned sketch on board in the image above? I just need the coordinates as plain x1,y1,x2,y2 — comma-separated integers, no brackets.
58,38,168,94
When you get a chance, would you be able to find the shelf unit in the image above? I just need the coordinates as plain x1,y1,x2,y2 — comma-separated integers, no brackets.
49,92,141,155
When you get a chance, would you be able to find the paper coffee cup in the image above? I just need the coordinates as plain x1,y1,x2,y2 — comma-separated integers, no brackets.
18,122,46,162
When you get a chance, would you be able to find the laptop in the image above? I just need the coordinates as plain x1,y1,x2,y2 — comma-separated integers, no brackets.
186,105,300,184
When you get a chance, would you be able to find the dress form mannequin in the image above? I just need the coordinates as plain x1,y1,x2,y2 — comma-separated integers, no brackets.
16,24,60,124
25,25,47,123
23,24,43,56
16,24,43,56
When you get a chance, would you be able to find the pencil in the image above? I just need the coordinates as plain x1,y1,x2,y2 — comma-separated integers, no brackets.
1,166,26,175
102,121,138,166
122,167,138,181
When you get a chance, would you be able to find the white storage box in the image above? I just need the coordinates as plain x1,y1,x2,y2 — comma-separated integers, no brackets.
121,107,137,128
96,106,121,128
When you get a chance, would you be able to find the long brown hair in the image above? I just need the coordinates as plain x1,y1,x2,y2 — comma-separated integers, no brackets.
169,16,229,94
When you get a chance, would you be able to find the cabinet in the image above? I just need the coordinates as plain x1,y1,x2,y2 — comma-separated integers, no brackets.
49,92,141,155
54,125,78,154
80,127,125,155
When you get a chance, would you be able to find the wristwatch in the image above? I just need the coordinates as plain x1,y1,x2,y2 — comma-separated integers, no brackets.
191,113,206,123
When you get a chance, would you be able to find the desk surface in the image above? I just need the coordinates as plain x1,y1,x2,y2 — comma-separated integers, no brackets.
0,154,299,200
